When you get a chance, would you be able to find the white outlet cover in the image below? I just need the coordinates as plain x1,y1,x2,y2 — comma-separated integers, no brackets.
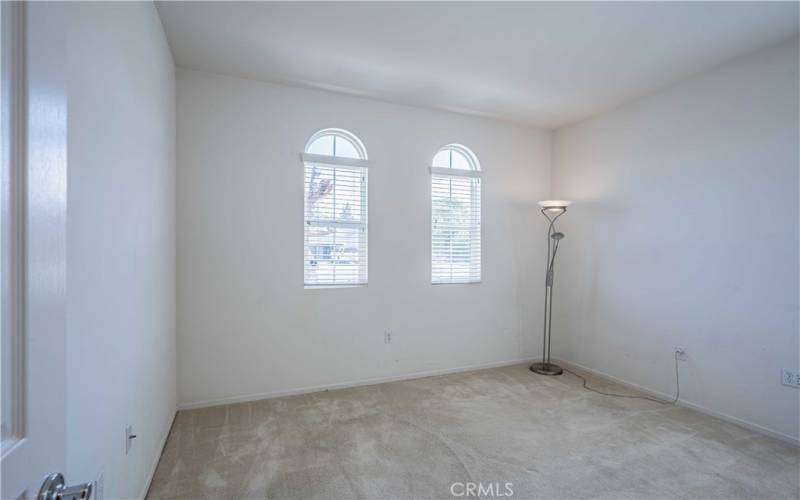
782,369,800,388
125,425,133,454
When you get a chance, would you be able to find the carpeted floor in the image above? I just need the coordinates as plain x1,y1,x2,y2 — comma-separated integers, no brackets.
148,364,799,499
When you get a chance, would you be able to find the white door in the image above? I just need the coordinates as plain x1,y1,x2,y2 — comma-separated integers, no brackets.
0,3,80,499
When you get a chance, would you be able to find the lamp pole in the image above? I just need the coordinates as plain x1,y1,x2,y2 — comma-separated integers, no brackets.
530,202,569,376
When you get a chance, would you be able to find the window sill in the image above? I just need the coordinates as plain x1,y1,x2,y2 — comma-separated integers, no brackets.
304,284,368,290
432,281,481,285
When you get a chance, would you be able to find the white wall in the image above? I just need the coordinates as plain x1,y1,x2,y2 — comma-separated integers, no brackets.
176,69,551,407
66,3,176,498
551,39,800,442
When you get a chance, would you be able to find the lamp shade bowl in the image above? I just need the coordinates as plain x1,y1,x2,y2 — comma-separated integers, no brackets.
538,200,572,211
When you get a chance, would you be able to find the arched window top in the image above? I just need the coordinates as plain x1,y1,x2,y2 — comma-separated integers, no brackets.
305,128,368,160
432,144,480,171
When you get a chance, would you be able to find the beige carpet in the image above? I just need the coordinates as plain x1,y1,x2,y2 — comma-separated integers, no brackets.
148,364,799,499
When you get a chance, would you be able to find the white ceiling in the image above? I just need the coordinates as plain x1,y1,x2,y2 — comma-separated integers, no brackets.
156,1,799,128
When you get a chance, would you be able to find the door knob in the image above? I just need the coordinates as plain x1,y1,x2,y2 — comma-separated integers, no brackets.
38,473,93,500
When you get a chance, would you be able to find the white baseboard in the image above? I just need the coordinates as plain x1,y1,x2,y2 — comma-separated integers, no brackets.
553,357,800,447
177,357,535,411
138,410,177,499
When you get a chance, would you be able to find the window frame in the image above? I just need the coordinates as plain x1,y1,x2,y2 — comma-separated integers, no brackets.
429,144,482,285
301,129,369,288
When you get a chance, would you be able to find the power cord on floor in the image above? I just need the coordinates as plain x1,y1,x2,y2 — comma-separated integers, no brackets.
562,351,680,405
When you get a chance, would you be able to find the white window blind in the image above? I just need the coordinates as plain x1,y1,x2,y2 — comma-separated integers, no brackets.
431,145,481,284
303,130,368,287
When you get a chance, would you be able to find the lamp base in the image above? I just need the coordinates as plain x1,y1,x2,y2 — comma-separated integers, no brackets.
530,362,563,376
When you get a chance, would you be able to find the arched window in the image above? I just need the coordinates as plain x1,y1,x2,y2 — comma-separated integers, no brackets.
430,144,481,284
305,128,368,160
302,129,369,287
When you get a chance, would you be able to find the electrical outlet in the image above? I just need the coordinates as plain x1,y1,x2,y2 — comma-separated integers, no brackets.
384,331,392,344
782,369,800,388
94,472,104,500
675,347,688,361
125,425,135,454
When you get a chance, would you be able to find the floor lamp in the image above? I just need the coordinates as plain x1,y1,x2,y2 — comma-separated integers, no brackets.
530,200,572,376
